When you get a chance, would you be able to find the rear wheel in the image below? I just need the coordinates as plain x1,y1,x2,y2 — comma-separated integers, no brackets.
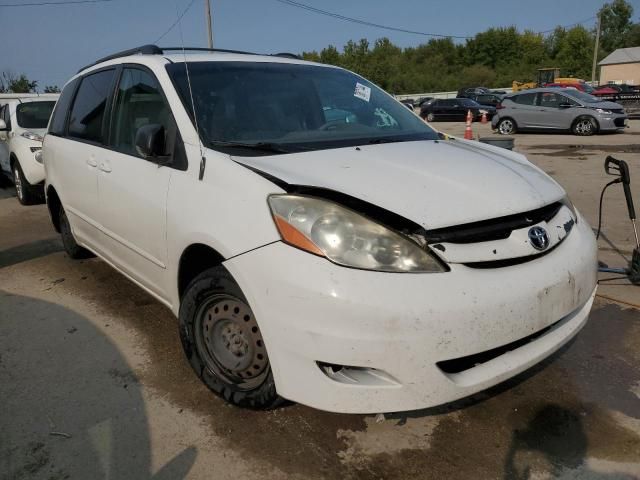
12,161,42,205
497,118,516,135
179,266,283,409
59,205,94,259
572,116,597,136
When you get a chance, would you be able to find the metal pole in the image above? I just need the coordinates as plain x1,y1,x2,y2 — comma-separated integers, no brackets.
592,12,601,83
205,0,213,49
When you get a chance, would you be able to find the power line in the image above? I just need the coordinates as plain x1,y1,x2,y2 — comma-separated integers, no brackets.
274,0,598,40
0,0,112,7
274,0,472,39
155,0,198,43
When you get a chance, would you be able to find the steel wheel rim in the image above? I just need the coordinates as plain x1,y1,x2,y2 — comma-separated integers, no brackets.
499,120,513,134
194,294,268,390
13,167,23,200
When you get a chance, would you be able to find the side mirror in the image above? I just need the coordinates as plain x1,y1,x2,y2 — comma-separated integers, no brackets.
0,119,7,131
135,124,166,160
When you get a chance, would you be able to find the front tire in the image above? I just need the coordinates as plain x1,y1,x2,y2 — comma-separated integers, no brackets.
572,116,597,136
426,112,435,122
497,118,517,135
12,161,42,205
59,205,94,259
179,266,283,409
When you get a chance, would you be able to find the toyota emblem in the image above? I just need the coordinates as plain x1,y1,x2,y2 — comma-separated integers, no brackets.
528,226,550,251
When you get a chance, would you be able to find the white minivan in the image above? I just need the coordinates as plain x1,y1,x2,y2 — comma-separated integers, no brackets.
0,94,58,204
43,45,598,413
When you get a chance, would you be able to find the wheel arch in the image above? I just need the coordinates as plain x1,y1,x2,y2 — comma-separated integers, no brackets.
178,243,226,299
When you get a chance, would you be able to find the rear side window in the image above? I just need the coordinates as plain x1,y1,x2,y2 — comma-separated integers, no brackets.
16,102,56,129
68,69,115,143
513,93,537,106
49,78,79,136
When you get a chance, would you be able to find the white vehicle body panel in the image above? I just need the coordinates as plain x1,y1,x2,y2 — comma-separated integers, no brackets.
0,97,58,184
43,52,598,413
234,139,566,229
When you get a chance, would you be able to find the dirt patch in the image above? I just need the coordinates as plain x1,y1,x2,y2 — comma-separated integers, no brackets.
528,143,640,157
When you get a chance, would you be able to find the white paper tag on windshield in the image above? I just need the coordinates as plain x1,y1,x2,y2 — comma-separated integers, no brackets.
354,82,371,102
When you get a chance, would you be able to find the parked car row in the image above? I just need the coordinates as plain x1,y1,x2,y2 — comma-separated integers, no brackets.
0,45,599,415
420,98,496,122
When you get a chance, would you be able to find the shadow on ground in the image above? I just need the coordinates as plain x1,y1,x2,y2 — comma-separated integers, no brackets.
0,291,197,480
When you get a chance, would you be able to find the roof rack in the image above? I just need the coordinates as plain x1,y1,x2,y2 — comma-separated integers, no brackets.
77,44,301,73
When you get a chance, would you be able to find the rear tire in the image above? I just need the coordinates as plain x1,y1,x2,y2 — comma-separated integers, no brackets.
426,112,435,122
12,161,42,205
59,205,94,259
572,116,597,136
497,118,517,135
179,266,283,409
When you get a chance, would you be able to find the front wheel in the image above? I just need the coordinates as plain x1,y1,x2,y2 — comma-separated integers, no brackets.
572,117,597,136
179,266,283,409
12,161,42,205
426,112,435,122
496,118,516,135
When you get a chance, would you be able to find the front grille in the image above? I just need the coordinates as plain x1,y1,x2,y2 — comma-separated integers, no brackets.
436,317,563,374
424,202,562,244
614,117,627,127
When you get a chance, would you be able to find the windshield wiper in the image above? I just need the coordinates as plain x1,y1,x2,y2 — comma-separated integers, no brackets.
367,137,406,145
208,140,293,154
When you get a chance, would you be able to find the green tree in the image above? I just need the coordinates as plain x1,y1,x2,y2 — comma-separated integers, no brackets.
555,26,594,78
599,0,634,55
44,85,61,93
0,72,38,93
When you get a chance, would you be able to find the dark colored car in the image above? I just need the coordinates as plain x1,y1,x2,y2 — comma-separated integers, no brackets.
399,99,415,110
420,98,496,122
457,87,506,98
466,93,503,107
415,96,433,107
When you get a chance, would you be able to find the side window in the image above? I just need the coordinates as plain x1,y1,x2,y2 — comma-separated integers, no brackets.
68,69,115,144
538,92,562,108
110,68,173,158
49,78,79,136
513,93,537,106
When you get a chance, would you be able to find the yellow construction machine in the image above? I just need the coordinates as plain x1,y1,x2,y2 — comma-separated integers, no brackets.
512,68,561,92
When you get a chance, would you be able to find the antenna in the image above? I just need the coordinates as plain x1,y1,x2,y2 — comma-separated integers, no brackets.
176,4,207,180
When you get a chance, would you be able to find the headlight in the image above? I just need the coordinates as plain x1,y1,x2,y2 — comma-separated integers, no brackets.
268,195,446,273
595,108,612,114
21,131,43,141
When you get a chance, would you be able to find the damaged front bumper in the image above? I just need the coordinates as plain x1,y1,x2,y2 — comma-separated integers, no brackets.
223,213,598,414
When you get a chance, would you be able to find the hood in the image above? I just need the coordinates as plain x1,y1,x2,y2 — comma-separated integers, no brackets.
233,139,565,229
589,100,624,110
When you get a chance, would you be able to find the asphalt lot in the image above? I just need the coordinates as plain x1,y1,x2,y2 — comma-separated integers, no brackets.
1,122,640,479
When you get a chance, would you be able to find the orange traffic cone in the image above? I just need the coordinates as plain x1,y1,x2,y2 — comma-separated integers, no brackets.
481,111,488,124
464,109,474,140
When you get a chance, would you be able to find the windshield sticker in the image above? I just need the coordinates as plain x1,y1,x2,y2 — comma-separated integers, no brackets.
354,82,371,102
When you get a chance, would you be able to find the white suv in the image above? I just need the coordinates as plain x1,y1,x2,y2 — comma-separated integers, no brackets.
0,95,58,204
43,45,597,413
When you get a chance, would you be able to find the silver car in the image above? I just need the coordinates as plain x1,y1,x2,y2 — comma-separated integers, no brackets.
492,88,627,136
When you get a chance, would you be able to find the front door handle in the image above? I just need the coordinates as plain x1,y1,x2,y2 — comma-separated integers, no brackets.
99,162,112,173
87,158,97,167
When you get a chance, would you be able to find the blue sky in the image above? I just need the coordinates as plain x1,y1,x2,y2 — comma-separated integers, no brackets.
1,0,638,89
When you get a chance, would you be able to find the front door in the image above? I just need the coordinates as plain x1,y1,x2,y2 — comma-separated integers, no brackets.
96,67,176,299
0,104,12,174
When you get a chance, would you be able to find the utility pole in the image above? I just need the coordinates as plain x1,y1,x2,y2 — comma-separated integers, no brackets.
592,11,601,83
205,0,213,49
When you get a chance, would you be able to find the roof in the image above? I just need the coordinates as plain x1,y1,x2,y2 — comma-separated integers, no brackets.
599,47,640,66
